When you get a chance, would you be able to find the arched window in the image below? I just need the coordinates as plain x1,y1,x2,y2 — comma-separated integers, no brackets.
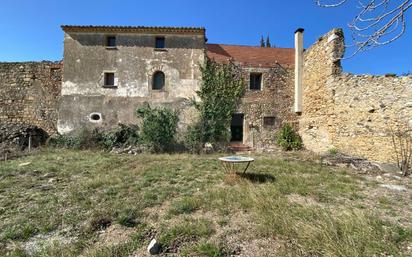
152,71,165,90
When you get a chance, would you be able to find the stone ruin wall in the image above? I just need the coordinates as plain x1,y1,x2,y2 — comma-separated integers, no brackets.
300,29,412,163
0,62,62,135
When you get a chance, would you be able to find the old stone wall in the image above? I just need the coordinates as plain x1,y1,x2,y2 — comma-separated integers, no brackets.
300,29,412,163
0,62,62,134
238,65,298,149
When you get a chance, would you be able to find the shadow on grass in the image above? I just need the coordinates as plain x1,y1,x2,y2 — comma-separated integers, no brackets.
237,172,276,183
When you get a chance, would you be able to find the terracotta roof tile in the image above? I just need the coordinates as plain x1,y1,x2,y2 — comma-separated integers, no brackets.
207,44,294,68
61,25,205,35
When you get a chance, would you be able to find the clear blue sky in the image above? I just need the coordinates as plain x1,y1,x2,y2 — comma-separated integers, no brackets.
0,0,410,75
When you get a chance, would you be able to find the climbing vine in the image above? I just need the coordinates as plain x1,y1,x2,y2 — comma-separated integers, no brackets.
185,58,245,152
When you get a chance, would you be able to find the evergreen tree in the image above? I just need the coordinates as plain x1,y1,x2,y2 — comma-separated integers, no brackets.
266,35,271,48
260,36,265,47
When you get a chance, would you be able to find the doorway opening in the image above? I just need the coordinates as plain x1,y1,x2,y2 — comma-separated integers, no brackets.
230,113,244,142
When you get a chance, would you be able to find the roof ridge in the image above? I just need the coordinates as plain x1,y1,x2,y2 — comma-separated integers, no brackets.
207,43,295,68
61,25,205,35
207,43,294,50
61,25,205,29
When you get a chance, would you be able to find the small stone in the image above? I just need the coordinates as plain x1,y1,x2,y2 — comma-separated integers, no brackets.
203,142,213,153
147,239,161,255
42,173,55,179
380,184,407,192
378,163,400,173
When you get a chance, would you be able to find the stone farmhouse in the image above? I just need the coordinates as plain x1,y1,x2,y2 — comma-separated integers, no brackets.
0,25,411,163
57,25,298,150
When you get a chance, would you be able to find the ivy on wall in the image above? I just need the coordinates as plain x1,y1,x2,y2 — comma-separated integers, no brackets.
185,58,245,152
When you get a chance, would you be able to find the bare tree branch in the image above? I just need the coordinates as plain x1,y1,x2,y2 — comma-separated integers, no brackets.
316,0,411,58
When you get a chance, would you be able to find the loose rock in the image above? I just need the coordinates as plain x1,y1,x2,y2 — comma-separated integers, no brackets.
380,184,408,192
147,238,161,255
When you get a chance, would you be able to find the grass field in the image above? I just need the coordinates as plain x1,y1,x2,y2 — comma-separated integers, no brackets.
0,149,411,257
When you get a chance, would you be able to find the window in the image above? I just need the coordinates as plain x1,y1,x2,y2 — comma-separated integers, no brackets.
104,72,115,87
152,71,165,90
250,73,262,90
263,116,276,126
89,112,102,122
155,37,165,49
106,36,116,47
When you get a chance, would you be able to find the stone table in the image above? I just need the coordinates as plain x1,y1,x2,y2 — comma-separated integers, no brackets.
218,156,254,174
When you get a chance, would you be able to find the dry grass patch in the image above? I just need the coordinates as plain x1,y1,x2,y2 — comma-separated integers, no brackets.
0,149,410,256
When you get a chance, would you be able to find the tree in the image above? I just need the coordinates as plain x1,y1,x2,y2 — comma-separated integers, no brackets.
184,58,245,153
316,0,411,57
390,123,412,177
260,35,265,47
266,35,271,47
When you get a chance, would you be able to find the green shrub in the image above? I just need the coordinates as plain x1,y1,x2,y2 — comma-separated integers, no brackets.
276,123,303,151
47,128,103,149
136,105,179,153
328,147,339,155
102,123,139,150
48,124,140,150
184,122,204,153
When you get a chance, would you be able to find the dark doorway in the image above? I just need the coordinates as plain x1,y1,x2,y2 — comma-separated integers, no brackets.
231,113,244,142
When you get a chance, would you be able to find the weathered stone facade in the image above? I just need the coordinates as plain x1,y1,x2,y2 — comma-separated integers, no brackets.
58,26,205,134
206,44,297,149
0,62,62,134
237,65,297,149
300,29,412,163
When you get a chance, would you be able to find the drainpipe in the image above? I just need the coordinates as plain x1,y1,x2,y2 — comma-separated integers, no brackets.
294,28,304,114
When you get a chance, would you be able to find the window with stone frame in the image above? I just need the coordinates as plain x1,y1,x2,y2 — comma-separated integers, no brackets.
263,116,276,127
104,72,115,87
249,73,262,90
152,71,165,90
155,37,165,49
106,36,116,47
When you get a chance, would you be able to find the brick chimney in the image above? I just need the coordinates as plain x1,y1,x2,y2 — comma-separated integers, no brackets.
294,28,304,114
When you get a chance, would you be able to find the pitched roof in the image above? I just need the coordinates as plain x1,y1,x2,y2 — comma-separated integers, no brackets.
206,44,294,68
61,25,205,35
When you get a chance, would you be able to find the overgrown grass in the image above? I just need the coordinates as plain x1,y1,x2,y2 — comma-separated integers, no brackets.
159,218,215,253
180,241,225,257
169,196,202,215
0,149,410,256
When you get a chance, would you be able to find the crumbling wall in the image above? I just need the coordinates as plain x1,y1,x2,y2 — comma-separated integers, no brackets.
0,62,62,134
300,29,412,163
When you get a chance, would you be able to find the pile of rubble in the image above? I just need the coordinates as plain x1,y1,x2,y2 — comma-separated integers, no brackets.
321,152,386,173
